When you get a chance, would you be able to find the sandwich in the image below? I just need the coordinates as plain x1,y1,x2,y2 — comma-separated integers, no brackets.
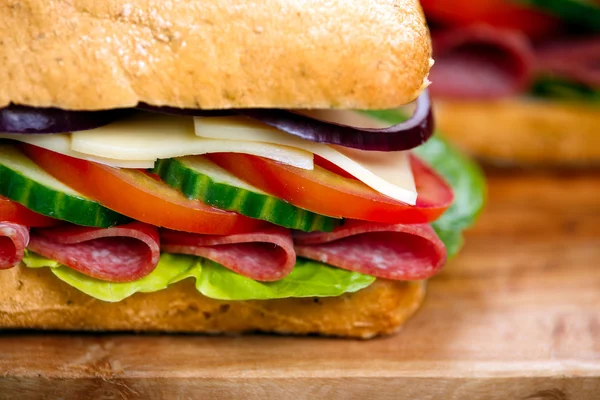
0,0,484,338
421,0,600,165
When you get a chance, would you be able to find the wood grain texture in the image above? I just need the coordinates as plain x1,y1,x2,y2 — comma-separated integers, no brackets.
0,168,599,399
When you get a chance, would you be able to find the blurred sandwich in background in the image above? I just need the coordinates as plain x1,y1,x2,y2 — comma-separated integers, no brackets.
422,0,600,165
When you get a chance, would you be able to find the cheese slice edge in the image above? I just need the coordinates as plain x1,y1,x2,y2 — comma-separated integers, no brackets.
69,113,314,170
194,114,417,205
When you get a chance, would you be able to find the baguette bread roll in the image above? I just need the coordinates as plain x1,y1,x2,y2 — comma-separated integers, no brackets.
0,0,432,111
0,266,425,338
435,99,600,166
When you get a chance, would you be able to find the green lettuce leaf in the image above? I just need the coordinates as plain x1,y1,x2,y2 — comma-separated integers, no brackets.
415,134,487,257
23,251,375,302
364,110,486,257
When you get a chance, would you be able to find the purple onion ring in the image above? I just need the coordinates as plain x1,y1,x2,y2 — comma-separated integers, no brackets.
139,90,434,151
2,91,433,151
0,105,129,134
136,103,234,117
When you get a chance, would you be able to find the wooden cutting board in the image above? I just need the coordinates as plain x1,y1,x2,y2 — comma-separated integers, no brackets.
1,168,599,399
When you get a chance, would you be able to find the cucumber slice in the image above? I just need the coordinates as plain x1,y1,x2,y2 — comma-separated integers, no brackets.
153,156,341,232
517,0,600,31
0,144,129,227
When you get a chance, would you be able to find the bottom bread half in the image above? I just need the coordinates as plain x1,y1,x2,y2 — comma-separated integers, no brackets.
435,99,600,166
0,266,426,338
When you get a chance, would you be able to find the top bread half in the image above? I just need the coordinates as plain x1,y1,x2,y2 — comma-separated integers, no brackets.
0,0,432,111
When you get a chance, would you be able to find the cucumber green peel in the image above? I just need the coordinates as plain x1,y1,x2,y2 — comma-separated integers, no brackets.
0,144,129,227
515,0,600,31
153,156,341,232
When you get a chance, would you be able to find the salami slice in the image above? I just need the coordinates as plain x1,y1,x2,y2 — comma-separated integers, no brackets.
294,220,446,280
536,36,600,88
161,227,295,281
28,222,160,282
0,222,29,270
430,25,535,98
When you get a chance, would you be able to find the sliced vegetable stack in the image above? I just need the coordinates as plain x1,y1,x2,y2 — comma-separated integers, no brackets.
0,103,485,302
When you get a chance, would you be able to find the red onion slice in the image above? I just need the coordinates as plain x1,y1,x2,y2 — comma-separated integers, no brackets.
0,105,128,134
2,92,433,152
238,90,434,151
136,103,234,117
138,92,434,151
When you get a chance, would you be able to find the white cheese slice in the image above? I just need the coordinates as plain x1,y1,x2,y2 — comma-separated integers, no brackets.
70,113,314,170
0,134,154,168
194,113,417,205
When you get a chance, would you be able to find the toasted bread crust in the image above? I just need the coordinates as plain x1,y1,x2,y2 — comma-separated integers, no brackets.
0,266,425,338
0,0,431,111
435,99,600,165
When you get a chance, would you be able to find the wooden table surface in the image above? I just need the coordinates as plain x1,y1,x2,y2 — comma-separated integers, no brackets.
1,168,599,399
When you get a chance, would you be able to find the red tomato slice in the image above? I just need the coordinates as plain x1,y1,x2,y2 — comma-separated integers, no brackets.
421,0,560,39
0,196,60,227
314,155,357,180
23,146,265,235
207,153,453,224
